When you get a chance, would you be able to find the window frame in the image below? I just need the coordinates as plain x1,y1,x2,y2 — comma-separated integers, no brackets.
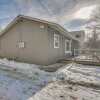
54,34,59,48
65,39,71,54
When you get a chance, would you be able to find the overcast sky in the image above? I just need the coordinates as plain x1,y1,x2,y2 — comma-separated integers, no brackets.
0,0,99,31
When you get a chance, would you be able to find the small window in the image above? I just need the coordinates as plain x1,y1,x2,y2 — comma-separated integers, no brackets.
76,34,80,38
65,39,71,53
54,34,59,48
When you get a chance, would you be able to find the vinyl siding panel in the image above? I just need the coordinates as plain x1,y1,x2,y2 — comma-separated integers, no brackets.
47,26,71,64
0,22,19,59
0,18,48,65
18,18,48,65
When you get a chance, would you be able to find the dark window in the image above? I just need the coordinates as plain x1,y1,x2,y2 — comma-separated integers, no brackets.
76,34,80,38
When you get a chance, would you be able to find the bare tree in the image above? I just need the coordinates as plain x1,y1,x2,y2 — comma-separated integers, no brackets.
93,5,100,29
86,3,100,49
86,27,99,49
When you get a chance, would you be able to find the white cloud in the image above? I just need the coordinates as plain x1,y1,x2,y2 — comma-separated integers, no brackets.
1,0,98,30
15,0,97,22
74,5,96,19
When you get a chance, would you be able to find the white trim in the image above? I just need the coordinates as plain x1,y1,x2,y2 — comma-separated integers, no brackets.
65,39,71,54
54,34,59,48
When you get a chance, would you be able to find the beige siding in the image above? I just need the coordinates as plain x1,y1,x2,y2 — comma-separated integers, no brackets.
0,18,48,65
47,26,71,64
18,18,48,65
0,17,78,65
0,22,19,59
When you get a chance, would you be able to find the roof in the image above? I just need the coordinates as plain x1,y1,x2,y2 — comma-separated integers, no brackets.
70,30,85,37
0,15,78,41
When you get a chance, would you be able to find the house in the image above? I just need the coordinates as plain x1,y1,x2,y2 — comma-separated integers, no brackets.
70,30,85,49
0,15,79,65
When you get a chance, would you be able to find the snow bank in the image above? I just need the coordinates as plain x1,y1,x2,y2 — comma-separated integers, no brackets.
0,58,100,85
0,58,57,85
57,63,100,84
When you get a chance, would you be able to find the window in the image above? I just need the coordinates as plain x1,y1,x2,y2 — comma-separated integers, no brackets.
65,39,71,53
54,34,59,48
76,34,80,38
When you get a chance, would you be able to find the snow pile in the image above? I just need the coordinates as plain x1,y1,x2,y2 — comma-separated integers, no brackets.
0,58,56,85
0,58,100,84
75,54,99,61
76,55,93,59
57,63,100,84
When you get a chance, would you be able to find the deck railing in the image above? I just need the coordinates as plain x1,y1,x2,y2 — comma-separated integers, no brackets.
74,49,100,61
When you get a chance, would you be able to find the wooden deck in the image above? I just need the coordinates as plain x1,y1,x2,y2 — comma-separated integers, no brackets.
59,59,100,66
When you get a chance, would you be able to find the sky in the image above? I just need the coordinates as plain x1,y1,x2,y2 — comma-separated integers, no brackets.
0,0,99,31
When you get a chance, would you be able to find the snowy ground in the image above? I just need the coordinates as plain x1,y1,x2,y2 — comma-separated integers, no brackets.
0,58,57,100
57,63,100,83
75,54,100,61
0,73,40,100
0,58,99,100
31,81,100,100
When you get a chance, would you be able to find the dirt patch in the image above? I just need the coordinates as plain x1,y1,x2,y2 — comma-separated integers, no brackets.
57,78,100,90
39,63,65,72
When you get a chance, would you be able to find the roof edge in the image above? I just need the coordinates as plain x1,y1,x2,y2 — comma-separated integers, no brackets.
0,14,78,41
0,15,21,37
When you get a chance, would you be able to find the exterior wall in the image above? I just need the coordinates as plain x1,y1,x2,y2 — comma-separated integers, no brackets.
18,18,48,65
70,31,84,49
0,18,48,65
0,22,19,59
0,17,79,65
47,26,71,64
71,40,79,56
